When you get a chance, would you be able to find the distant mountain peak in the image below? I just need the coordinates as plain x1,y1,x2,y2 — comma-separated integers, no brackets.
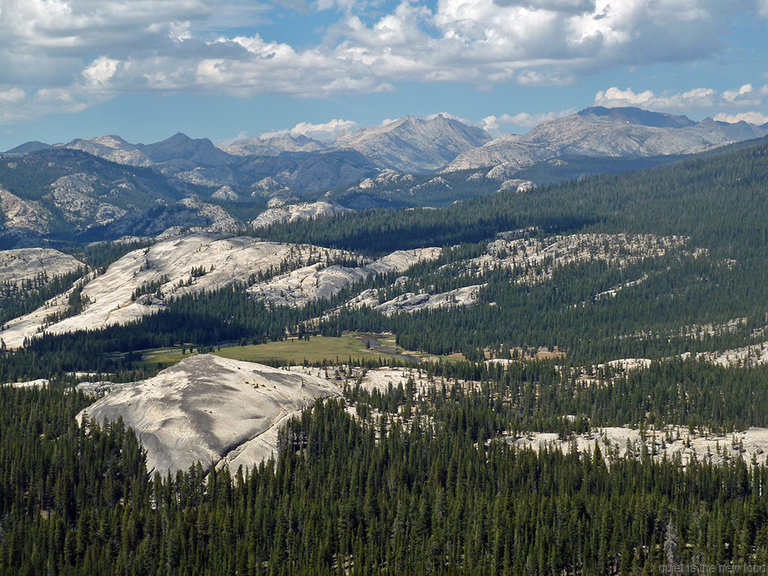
4,141,52,155
221,133,328,156
137,132,230,166
335,114,491,172
445,106,768,172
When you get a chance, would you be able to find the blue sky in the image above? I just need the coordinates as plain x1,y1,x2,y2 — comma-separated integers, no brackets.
0,0,766,150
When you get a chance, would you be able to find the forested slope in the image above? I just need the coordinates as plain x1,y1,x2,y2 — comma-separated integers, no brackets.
258,141,768,360
3,385,768,575
262,139,768,255
3,141,768,574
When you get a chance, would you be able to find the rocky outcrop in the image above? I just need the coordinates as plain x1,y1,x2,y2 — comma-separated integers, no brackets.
251,201,349,229
77,354,341,474
248,248,442,307
335,115,491,172
0,233,348,348
48,174,127,227
347,284,484,316
178,197,241,233
0,186,49,234
0,248,83,284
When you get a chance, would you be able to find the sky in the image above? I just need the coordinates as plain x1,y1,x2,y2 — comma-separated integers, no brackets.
0,0,767,150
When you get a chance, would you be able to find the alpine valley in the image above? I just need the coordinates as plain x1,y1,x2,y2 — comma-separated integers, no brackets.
4,107,768,575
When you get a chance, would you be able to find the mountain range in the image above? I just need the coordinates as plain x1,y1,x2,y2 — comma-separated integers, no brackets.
2,107,768,247
445,107,768,173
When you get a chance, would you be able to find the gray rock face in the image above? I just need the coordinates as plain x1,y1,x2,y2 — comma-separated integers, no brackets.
370,285,483,315
49,174,127,227
65,135,151,167
354,169,415,190
0,248,83,284
248,247,442,308
211,185,239,201
178,197,241,233
335,114,492,172
221,134,328,156
250,201,349,229
77,354,341,474
0,186,49,234
251,177,292,199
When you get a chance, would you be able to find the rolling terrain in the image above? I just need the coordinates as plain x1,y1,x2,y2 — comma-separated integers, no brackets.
4,110,768,575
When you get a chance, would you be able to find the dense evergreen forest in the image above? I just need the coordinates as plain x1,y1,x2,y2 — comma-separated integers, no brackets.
0,268,85,326
4,140,768,373
3,140,768,573
4,382,768,575
261,141,768,256
258,141,768,360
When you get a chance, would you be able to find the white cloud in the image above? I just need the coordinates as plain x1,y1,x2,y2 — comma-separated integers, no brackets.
482,110,573,132
0,0,765,125
493,0,594,12
714,111,768,125
594,86,717,110
0,87,26,104
82,57,120,90
261,118,358,140
593,84,768,126
723,84,753,102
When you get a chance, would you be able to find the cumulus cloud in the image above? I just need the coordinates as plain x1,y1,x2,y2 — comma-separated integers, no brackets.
723,84,753,102
714,111,768,125
492,0,595,12
0,0,766,124
719,83,762,107
594,84,768,125
0,87,26,104
261,118,358,140
82,57,121,90
594,86,717,110
482,110,573,131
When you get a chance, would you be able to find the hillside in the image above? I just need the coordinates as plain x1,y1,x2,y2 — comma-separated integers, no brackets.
260,138,768,360
4,128,768,576
78,354,341,474
3,138,768,365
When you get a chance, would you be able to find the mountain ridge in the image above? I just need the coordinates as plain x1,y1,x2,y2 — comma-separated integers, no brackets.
3,107,768,246
444,106,768,172
7,107,768,182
